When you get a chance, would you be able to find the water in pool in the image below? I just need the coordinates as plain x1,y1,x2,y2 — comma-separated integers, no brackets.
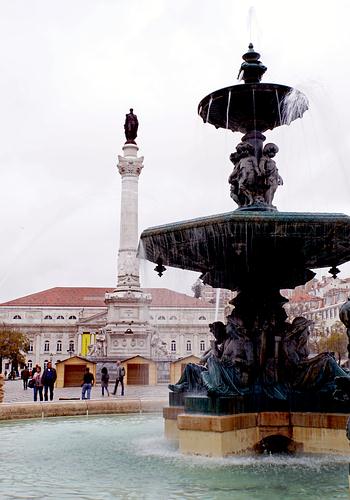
0,414,348,499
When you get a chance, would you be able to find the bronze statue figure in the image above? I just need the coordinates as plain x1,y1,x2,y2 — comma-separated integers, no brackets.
124,108,139,144
259,143,283,205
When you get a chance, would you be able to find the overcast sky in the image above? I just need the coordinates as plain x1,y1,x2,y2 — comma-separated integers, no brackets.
1,0,350,303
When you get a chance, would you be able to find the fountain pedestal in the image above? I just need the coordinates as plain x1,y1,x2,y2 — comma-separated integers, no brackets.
164,408,350,456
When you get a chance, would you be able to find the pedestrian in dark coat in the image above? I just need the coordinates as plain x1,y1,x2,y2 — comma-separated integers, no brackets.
41,362,57,401
21,366,30,390
101,367,110,397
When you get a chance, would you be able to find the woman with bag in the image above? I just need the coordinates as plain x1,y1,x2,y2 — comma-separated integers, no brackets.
32,365,44,402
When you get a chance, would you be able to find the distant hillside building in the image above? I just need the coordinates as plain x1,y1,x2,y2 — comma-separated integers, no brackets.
283,275,350,331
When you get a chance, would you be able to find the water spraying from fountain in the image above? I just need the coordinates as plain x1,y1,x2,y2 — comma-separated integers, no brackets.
281,88,310,125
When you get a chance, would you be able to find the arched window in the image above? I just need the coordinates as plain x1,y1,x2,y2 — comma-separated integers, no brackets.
186,340,192,351
56,340,62,352
57,315,64,320
200,340,205,352
69,341,75,352
68,315,77,320
44,315,52,320
158,315,166,320
198,315,206,321
44,340,50,352
171,340,176,352
169,315,177,320
13,315,21,320
27,360,33,370
28,342,33,352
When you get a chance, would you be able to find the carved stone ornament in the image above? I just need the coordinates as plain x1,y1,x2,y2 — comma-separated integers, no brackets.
117,156,144,177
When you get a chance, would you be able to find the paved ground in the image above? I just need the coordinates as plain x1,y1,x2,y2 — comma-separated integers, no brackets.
3,379,169,403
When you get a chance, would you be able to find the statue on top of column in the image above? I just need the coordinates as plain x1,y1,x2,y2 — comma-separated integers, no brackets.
124,108,139,144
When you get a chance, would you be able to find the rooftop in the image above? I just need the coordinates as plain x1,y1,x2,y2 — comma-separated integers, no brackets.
0,287,212,309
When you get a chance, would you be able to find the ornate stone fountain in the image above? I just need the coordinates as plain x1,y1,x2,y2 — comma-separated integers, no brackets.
140,45,350,453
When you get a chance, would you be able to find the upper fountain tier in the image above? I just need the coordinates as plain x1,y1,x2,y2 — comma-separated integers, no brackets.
198,44,308,134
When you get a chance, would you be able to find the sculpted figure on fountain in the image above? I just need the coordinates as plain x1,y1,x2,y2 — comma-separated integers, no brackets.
169,309,350,401
281,316,349,393
229,140,282,209
259,143,283,205
169,320,254,395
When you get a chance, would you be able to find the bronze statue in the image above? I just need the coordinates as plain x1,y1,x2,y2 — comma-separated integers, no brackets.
124,108,139,144
259,143,283,205
168,322,228,393
339,298,350,360
281,316,348,392
229,142,264,207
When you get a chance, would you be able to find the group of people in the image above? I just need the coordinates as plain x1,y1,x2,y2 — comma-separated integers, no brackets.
18,360,126,402
23,362,58,402
97,360,125,398
79,360,125,399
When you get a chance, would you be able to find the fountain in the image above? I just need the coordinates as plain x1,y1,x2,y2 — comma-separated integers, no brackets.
140,44,350,455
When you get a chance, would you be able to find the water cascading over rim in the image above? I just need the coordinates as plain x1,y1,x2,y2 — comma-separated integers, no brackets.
198,43,308,159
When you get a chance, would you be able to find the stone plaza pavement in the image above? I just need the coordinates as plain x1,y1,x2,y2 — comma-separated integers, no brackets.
4,379,169,404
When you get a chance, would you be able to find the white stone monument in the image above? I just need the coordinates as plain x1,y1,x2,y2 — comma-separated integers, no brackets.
104,112,152,359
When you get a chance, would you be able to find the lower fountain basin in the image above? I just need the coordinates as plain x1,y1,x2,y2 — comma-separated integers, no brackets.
0,414,348,499
140,211,350,289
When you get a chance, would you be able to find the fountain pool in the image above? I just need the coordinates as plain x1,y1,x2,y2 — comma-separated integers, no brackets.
0,414,348,499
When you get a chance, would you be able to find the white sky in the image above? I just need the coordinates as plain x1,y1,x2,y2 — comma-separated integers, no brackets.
1,0,350,302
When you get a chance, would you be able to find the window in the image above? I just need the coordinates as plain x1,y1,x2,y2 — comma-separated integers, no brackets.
13,315,21,320
200,340,206,352
158,315,166,320
56,340,62,352
44,315,52,320
68,315,77,320
198,316,206,320
186,340,192,352
57,315,64,320
27,360,33,370
171,340,176,352
69,341,75,352
28,342,33,352
169,315,177,320
44,340,50,352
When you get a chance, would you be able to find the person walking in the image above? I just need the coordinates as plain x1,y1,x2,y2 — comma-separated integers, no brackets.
101,367,110,397
113,360,125,396
21,366,30,390
32,366,43,402
81,367,94,400
42,361,57,401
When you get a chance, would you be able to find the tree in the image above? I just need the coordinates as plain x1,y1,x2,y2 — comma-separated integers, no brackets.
0,326,29,374
311,320,348,364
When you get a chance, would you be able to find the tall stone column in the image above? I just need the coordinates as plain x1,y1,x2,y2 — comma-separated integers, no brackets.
104,112,152,359
115,143,144,290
